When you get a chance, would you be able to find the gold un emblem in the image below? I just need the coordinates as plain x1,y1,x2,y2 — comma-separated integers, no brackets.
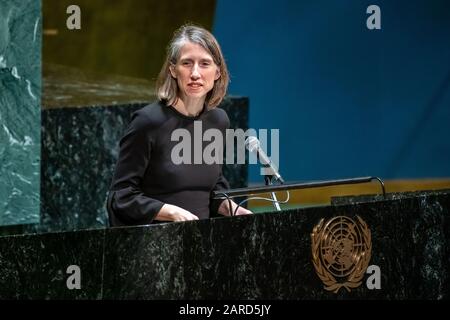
311,215,372,293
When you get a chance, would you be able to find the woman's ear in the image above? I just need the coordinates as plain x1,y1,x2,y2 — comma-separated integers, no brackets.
169,64,177,79
215,68,221,81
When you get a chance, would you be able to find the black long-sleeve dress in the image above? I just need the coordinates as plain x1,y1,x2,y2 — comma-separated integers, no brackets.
108,100,230,226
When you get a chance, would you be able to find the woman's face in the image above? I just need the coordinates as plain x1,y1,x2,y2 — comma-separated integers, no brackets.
170,42,220,101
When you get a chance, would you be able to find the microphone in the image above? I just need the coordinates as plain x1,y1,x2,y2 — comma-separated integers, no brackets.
245,136,284,184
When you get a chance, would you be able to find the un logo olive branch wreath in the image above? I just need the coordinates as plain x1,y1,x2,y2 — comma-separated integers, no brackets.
311,216,372,293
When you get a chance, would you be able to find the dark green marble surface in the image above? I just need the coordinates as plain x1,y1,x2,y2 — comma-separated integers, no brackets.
0,190,448,299
0,0,41,226
103,224,186,299
102,191,450,300
0,229,104,299
331,188,450,205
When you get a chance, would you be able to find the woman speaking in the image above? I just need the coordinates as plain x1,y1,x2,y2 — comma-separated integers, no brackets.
108,25,252,226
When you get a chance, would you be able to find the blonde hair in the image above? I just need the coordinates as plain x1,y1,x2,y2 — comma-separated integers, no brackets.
157,24,229,109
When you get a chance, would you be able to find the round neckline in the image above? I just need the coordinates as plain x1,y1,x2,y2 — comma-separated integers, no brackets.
167,103,207,120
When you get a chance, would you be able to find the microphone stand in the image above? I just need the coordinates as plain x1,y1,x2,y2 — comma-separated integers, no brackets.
265,175,282,211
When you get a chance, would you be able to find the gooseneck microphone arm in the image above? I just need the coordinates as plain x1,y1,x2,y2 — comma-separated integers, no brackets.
245,136,285,184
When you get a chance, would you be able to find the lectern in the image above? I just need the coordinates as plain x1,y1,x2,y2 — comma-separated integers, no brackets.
0,188,449,299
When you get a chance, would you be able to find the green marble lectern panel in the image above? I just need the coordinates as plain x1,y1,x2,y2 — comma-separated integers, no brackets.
0,0,41,226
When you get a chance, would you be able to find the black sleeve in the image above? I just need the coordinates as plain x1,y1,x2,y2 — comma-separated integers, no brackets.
109,110,164,225
209,108,231,216
209,170,231,216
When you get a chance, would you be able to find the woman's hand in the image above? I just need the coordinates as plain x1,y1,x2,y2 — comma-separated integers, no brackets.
218,200,253,216
155,204,199,222
233,206,253,216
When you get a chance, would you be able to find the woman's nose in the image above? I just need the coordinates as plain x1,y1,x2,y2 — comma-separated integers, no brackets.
191,64,200,79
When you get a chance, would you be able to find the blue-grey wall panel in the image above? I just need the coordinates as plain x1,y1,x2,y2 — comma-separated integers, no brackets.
214,0,450,183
